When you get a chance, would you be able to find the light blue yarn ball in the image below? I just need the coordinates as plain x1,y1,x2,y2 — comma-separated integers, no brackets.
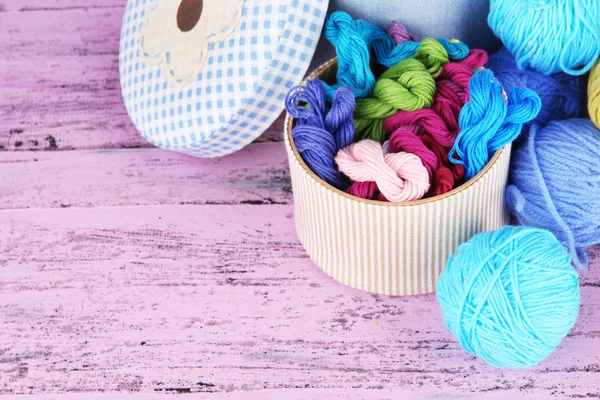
506,119,600,270
437,226,580,368
488,0,600,75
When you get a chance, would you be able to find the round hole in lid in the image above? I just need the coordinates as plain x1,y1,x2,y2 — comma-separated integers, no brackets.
177,0,203,32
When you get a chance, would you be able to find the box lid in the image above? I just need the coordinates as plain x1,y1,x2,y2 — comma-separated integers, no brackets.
119,0,328,158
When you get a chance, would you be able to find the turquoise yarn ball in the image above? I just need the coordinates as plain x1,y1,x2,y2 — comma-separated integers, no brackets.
437,226,580,368
488,0,600,75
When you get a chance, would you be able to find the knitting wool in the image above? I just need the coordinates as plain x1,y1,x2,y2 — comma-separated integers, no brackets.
506,119,600,270
285,80,356,189
588,60,600,130
488,0,600,75
487,47,586,126
450,69,541,180
335,139,430,202
321,11,469,100
437,226,580,368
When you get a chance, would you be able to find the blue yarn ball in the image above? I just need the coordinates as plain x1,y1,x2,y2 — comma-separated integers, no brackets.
486,47,586,127
488,0,600,76
437,226,580,369
506,119,600,270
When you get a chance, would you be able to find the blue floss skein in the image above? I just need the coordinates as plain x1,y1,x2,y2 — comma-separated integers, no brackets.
488,0,600,75
437,226,580,369
506,119,600,270
449,69,541,179
285,80,356,189
321,11,469,101
486,47,586,126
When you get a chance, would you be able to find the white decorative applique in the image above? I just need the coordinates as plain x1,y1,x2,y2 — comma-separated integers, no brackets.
139,0,244,88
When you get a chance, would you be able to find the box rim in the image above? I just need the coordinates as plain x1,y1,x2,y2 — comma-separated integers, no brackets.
285,57,509,207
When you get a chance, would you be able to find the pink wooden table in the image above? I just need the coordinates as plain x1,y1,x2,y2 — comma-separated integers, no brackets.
1,1,599,398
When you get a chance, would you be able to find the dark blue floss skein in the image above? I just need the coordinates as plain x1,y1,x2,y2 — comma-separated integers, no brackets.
321,11,470,101
486,47,586,126
506,119,600,270
449,69,541,179
285,80,356,189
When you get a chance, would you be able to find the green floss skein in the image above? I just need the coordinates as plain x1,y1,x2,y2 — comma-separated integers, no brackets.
354,39,446,142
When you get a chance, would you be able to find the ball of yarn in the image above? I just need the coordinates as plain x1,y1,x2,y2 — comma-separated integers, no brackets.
335,139,430,202
488,0,600,75
450,69,541,180
487,47,586,126
506,119,600,270
437,226,580,368
285,80,356,189
588,60,600,130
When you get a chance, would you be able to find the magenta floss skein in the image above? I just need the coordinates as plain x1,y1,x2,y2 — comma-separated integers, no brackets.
487,47,586,126
506,119,600,269
285,80,356,189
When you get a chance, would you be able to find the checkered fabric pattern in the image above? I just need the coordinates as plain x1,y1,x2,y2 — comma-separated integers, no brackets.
120,0,327,158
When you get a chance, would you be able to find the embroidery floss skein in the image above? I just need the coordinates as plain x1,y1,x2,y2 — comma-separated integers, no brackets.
335,139,430,202
384,108,457,148
488,0,600,75
487,47,585,126
285,80,356,189
387,20,418,45
588,60,600,130
506,119,600,270
353,58,436,142
437,226,580,368
321,11,469,100
449,70,541,180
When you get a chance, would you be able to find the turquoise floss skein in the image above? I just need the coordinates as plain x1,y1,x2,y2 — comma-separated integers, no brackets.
506,119,600,270
437,226,580,369
449,69,541,179
321,11,469,100
488,0,600,75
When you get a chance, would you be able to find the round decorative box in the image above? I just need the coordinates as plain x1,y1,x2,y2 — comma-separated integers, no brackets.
285,59,511,296
119,0,327,157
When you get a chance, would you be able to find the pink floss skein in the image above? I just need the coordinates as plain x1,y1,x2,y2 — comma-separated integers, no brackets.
336,140,430,202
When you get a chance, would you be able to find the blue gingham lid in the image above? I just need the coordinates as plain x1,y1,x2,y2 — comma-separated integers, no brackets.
119,0,328,157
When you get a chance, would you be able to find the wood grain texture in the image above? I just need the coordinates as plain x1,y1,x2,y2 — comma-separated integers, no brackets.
0,143,291,210
0,207,599,397
1,0,599,397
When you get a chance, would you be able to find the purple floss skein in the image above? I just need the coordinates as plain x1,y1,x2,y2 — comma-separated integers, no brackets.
486,47,586,127
285,80,356,190
387,21,418,45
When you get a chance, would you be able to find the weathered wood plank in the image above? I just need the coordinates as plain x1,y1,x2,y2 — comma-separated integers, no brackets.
0,143,291,210
1,206,598,396
0,5,283,152
0,389,568,399
0,1,123,13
